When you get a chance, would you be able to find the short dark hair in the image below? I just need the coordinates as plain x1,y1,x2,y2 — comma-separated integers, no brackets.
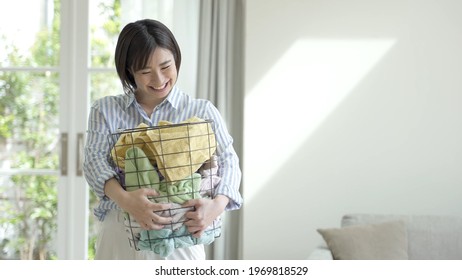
114,19,182,94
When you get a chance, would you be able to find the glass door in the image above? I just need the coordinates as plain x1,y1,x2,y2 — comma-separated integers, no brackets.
0,0,90,260
0,0,63,260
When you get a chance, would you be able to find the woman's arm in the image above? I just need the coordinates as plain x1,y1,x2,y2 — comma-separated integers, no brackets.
183,102,243,236
83,101,172,229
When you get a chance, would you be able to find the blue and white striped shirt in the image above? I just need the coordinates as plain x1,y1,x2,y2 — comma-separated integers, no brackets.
83,86,243,221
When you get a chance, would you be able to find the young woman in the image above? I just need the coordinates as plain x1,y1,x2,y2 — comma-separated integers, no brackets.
83,19,243,260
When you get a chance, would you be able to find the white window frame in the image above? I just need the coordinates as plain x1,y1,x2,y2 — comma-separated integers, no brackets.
57,0,89,260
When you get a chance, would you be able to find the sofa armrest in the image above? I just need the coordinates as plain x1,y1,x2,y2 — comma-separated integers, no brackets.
308,245,333,260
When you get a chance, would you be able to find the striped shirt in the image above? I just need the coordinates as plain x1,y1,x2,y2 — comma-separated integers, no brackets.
83,86,243,221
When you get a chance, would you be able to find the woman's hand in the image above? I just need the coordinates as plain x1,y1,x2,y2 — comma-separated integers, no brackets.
120,188,173,230
104,178,172,230
182,195,229,238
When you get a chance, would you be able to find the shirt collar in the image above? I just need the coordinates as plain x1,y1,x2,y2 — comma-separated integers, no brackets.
125,92,136,109
164,86,180,110
124,85,180,110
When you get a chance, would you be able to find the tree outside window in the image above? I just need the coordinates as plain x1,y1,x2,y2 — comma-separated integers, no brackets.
0,0,120,260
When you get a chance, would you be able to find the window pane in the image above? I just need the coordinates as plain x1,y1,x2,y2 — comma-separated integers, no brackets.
89,0,120,68
0,0,60,67
0,71,59,157
0,71,59,260
0,174,58,260
90,72,121,103
89,0,175,68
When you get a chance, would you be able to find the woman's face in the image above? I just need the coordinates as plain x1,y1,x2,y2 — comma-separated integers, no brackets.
132,47,178,102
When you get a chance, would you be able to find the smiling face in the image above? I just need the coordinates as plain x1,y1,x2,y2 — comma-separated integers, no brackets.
132,47,178,105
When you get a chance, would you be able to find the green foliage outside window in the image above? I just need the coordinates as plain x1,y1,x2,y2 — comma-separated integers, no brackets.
0,0,120,259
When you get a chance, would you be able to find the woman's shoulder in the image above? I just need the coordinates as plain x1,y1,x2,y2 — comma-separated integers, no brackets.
91,94,131,108
171,87,213,108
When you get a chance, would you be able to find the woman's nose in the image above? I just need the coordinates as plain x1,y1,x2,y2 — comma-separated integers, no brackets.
150,71,164,86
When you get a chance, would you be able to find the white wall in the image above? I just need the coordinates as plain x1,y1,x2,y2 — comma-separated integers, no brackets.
242,0,462,259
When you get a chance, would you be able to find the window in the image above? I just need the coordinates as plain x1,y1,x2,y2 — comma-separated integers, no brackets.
0,0,198,259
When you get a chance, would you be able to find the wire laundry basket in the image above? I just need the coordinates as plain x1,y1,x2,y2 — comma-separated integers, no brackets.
107,118,222,257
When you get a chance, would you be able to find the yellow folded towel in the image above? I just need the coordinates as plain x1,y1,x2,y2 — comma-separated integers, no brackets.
111,123,156,169
145,116,217,182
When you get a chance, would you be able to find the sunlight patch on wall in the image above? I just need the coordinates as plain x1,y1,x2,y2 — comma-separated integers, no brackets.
244,38,395,202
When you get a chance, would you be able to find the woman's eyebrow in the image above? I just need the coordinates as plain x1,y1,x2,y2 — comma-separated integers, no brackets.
159,59,172,66
139,59,172,70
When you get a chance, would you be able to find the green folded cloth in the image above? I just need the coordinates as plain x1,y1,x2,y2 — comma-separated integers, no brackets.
157,173,202,204
138,225,220,257
138,226,176,257
124,147,160,192
124,147,202,204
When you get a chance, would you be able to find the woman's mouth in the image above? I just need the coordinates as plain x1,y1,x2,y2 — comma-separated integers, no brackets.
151,82,168,91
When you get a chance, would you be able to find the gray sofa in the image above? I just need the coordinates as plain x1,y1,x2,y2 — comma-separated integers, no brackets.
310,213,462,260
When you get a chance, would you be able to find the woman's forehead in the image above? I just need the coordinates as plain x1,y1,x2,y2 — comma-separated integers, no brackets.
144,48,174,66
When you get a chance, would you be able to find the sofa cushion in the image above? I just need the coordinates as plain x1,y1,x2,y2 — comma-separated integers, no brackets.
341,214,462,260
317,220,409,260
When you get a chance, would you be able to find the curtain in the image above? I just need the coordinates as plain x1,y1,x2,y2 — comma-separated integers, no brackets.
196,0,245,260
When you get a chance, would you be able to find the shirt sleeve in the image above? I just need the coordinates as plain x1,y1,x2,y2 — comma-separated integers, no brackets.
83,101,118,201
205,102,243,211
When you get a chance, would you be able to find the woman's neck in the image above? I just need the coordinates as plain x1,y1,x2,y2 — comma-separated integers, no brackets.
136,95,163,118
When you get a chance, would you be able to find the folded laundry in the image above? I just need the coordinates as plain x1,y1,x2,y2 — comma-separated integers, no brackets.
124,147,203,205
138,224,221,257
110,123,155,169
138,225,176,257
144,116,217,182
113,121,222,255
200,154,218,170
157,173,202,204
110,117,217,185
198,160,221,198
124,147,160,192
115,167,125,188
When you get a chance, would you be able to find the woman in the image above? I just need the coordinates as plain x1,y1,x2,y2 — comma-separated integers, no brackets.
83,19,243,260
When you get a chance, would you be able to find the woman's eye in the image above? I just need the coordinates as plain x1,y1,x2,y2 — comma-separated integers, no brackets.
141,71,150,75
161,65,170,70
